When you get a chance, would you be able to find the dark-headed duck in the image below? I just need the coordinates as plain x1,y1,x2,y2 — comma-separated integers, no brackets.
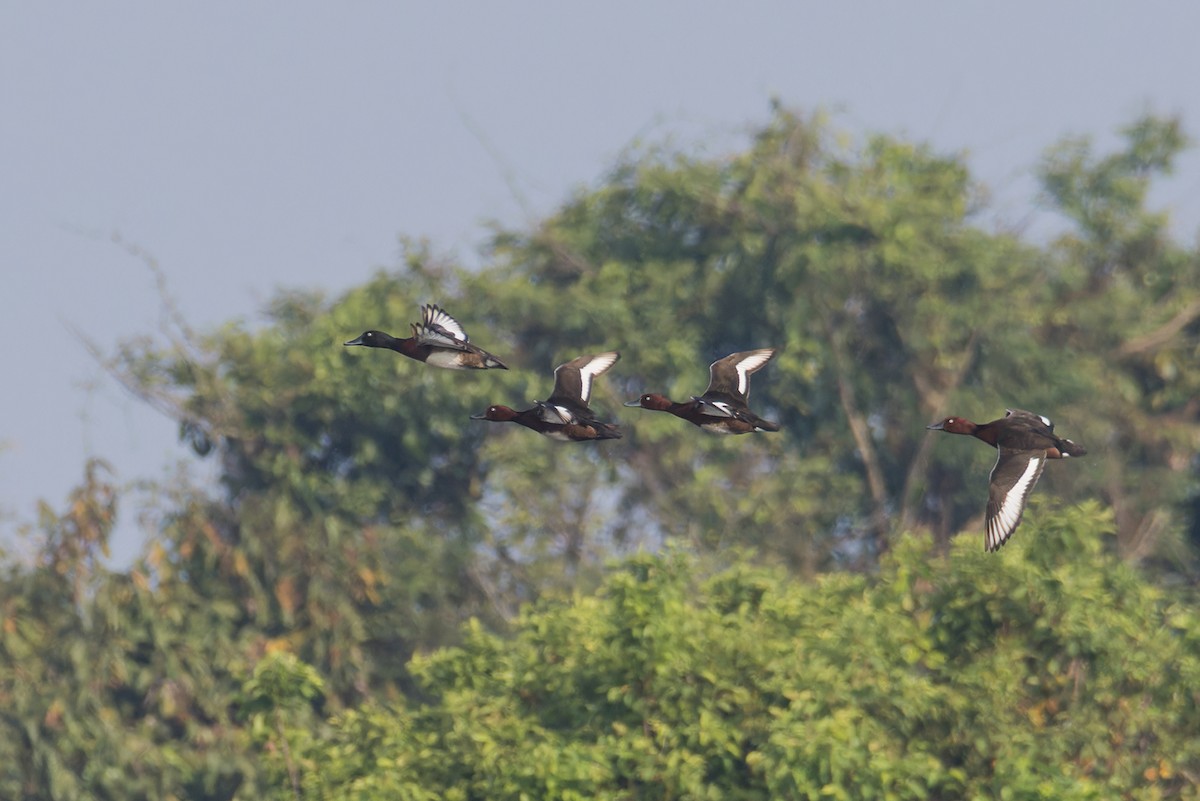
927,408,1086,552
345,304,507,370
472,351,622,442
625,349,780,435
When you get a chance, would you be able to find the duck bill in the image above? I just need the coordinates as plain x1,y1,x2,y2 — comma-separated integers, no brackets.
623,399,643,407
469,411,488,420
344,336,366,347
926,421,945,431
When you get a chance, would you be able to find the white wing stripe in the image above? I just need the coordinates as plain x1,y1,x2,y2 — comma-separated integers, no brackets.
733,350,774,395
988,455,1043,549
577,352,619,404
695,398,737,418
417,327,463,347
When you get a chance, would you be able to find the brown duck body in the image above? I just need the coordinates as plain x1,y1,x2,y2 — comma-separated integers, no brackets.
473,352,622,442
928,409,1086,552
626,349,780,435
471,404,622,441
939,409,1086,458
627,394,778,435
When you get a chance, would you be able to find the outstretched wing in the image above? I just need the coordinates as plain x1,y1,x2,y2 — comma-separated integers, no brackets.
415,304,472,349
984,448,1046,552
548,351,620,407
705,349,775,402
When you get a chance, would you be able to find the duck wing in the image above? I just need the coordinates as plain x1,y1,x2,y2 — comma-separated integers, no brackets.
1004,408,1055,430
545,351,620,411
692,349,775,417
704,349,775,402
984,448,1047,552
414,304,473,350
535,400,576,425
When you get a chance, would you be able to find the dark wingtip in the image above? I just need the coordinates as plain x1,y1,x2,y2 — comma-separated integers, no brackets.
985,534,1013,553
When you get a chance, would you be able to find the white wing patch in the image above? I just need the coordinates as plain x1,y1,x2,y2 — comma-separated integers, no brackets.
421,305,469,342
417,325,467,349
731,349,774,395
986,453,1044,551
536,402,575,425
694,398,737,418
572,351,619,404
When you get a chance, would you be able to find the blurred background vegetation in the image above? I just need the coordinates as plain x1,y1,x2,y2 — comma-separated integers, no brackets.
3,108,1199,799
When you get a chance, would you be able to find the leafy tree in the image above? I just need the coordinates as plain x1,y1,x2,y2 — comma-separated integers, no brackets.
5,106,1199,800
0,461,256,800
101,257,520,701
99,107,1200,600
283,504,1200,800
1038,115,1200,563
475,108,1199,566
239,651,326,801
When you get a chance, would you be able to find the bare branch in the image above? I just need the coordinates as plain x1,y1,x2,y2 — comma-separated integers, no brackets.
1117,297,1200,357
899,331,980,530
825,320,890,555
69,236,227,438
108,231,198,346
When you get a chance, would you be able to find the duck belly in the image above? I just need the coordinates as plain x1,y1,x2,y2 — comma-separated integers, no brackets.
423,350,468,370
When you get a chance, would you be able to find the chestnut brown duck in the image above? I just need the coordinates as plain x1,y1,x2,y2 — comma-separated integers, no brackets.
625,349,780,435
472,351,622,442
927,408,1086,552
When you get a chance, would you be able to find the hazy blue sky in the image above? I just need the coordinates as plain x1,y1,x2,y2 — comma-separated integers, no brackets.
3,4,1199,562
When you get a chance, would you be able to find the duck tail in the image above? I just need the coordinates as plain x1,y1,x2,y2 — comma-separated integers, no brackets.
1059,438,1087,457
602,424,624,440
755,419,782,433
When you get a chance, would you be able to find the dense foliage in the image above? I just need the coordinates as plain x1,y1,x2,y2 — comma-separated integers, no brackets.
2,108,1199,799
274,504,1200,800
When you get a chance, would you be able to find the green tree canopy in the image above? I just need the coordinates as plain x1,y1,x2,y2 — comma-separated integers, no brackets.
280,506,1200,800
3,107,1199,800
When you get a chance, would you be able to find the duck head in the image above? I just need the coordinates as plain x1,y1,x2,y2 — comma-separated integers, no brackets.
344,330,395,348
471,405,519,422
624,393,672,411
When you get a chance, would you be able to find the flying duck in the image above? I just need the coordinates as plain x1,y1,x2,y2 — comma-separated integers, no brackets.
472,352,622,441
625,349,780,435
927,408,1086,551
344,304,507,370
